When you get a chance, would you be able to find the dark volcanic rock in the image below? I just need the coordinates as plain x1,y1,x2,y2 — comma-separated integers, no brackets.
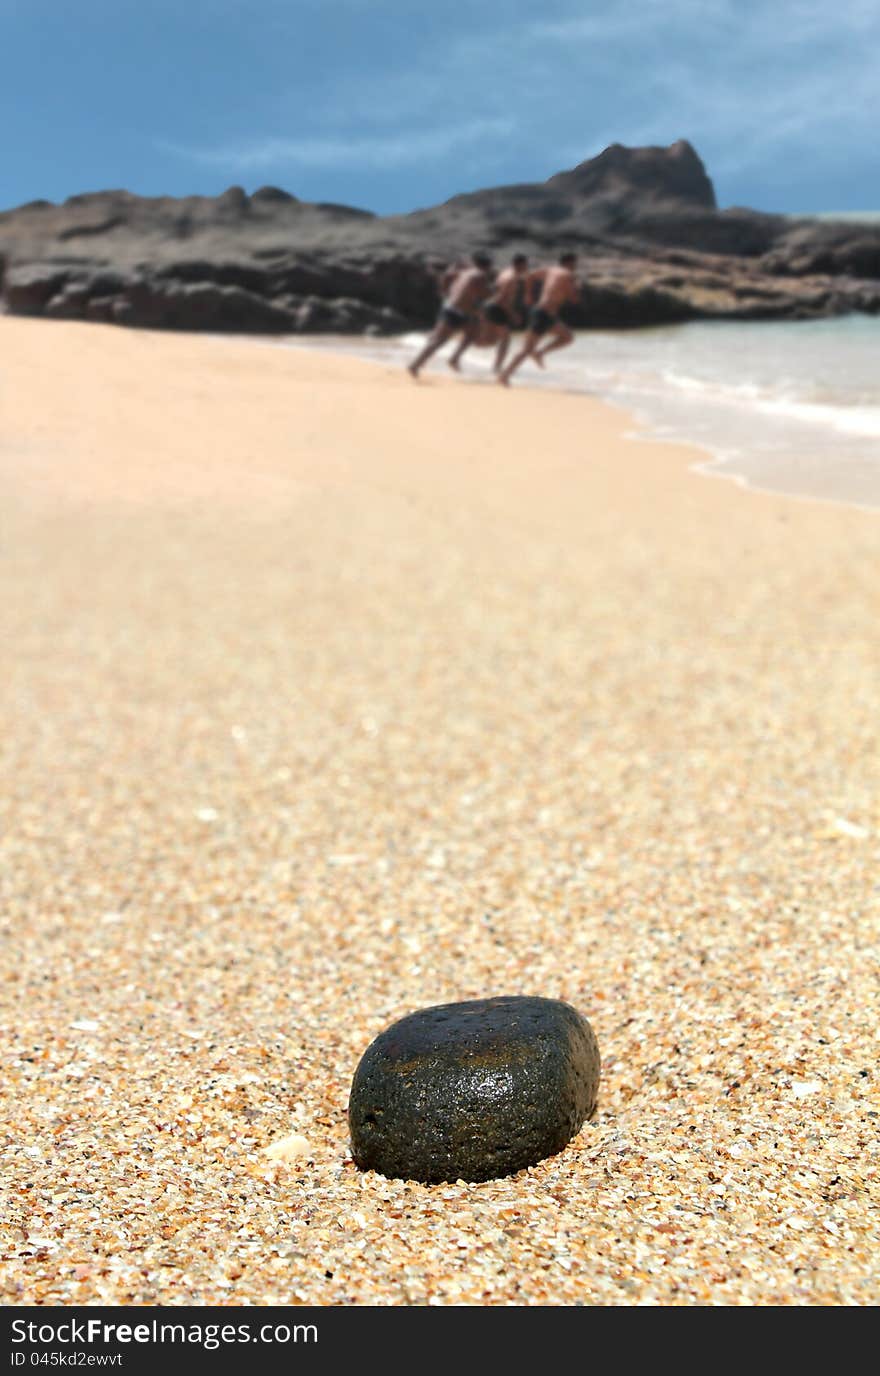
361,257,439,321
291,293,409,334
548,138,716,209
828,239,880,279
58,214,125,241
623,206,781,256
441,139,716,238
4,263,76,313
573,280,698,328
216,185,250,216
3,141,880,331
84,268,129,296
765,234,880,281
153,257,271,294
113,279,296,332
349,995,600,1184
45,283,92,319
269,258,353,298
84,295,119,323
251,185,298,206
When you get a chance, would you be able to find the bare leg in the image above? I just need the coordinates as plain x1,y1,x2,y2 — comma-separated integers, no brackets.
493,327,512,374
408,323,454,378
448,321,481,372
498,330,540,386
533,324,574,366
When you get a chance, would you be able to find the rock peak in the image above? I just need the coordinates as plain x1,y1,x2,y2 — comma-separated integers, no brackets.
549,138,716,209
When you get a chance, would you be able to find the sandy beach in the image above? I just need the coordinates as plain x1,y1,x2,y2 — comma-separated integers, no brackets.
2,315,879,1306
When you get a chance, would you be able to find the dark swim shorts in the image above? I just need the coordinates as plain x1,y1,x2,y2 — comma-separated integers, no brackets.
483,301,511,327
528,306,557,336
439,304,469,329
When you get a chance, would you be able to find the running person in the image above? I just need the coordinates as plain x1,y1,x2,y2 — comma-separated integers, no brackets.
407,254,493,379
498,252,580,386
448,253,529,374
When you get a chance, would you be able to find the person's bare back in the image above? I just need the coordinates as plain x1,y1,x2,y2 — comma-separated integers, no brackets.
407,253,493,379
445,253,528,375
488,265,524,315
446,265,492,314
530,263,580,314
498,252,581,386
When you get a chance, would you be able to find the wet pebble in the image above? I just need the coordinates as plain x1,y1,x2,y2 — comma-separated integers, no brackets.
349,995,600,1183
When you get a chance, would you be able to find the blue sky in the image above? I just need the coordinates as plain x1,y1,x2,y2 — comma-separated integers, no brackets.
2,0,877,215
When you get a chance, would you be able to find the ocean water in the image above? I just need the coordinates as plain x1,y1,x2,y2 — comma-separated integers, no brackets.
510,313,880,511
296,311,880,511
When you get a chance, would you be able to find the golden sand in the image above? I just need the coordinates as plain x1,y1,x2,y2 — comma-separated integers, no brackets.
1,316,878,1305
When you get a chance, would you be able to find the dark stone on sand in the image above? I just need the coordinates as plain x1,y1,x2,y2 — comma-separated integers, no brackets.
349,995,600,1184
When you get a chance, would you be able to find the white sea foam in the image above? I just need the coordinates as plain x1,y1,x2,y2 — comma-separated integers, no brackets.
284,310,880,510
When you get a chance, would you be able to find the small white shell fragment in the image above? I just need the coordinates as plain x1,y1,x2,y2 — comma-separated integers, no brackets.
790,1080,823,1098
264,1134,312,1163
831,816,869,838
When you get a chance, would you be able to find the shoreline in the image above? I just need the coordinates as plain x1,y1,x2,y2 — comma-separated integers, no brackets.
689,449,880,518
2,316,880,1306
5,308,879,514
276,320,880,515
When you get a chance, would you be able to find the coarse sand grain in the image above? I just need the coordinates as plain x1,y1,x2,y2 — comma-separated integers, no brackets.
1,317,879,1306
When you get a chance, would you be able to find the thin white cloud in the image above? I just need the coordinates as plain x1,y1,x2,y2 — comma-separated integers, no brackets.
161,118,516,173
517,0,880,188
149,0,877,210
606,19,879,176
528,0,877,46
528,0,732,45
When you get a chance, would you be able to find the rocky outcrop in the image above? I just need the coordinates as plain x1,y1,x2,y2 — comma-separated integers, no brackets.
4,263,75,314
2,141,879,333
763,231,880,280
548,139,717,208
3,261,412,335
